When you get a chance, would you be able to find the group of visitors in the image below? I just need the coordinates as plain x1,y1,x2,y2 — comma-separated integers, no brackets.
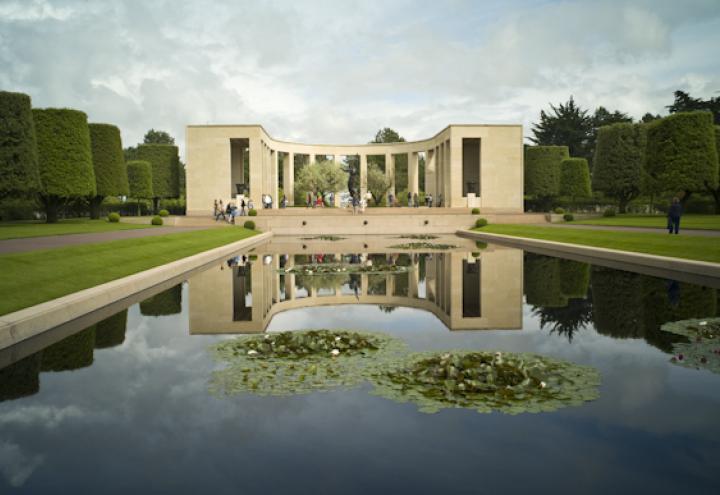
306,192,326,208
383,192,442,207
213,198,254,225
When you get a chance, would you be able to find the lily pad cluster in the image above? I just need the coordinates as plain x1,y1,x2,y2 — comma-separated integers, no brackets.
209,330,406,396
661,318,720,374
398,234,439,240
388,242,458,250
370,350,600,414
300,235,346,241
282,263,411,275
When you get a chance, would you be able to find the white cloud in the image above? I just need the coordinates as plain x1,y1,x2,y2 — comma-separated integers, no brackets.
0,441,44,487
0,0,718,157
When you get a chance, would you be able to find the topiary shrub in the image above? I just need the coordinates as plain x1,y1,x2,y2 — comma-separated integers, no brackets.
243,220,256,230
554,207,565,214
158,209,169,217
136,144,180,212
88,123,128,219
107,212,120,223
593,123,646,213
0,91,40,201
126,160,153,216
524,146,569,202
603,207,616,217
471,207,480,214
560,158,591,202
563,213,574,222
140,285,181,316
151,215,163,226
475,218,488,228
32,108,96,222
248,208,258,216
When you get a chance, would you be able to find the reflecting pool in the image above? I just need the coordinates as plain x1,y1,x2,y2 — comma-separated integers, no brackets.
1,235,719,494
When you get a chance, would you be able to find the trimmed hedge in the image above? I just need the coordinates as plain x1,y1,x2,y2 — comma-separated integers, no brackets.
108,212,120,222
94,310,127,349
560,157,591,199
243,220,255,230
0,91,40,199
471,207,480,214
475,217,488,228
524,254,567,308
140,285,182,316
0,353,41,402
127,160,153,199
136,144,180,199
248,208,258,216
593,123,646,212
558,259,589,298
151,215,163,225
33,108,96,198
89,123,128,197
524,146,569,198
646,111,719,197
158,209,169,217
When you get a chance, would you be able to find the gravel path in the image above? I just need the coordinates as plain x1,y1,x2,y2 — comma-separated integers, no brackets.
0,226,210,254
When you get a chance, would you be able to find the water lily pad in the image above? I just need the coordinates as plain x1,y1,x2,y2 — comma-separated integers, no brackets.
398,234,439,240
299,235,346,241
209,330,406,397
370,350,600,414
661,317,720,374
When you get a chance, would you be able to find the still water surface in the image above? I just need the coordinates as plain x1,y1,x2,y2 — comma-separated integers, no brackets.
1,236,719,494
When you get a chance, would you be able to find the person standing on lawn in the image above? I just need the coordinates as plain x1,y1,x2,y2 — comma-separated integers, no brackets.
667,197,683,234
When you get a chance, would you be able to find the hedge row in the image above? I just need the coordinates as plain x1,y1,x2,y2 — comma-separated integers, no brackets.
560,158,591,199
137,144,180,199
127,160,153,199
524,146,569,198
89,123,128,197
0,91,40,200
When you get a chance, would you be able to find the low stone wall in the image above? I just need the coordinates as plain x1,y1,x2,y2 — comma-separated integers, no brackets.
0,232,273,352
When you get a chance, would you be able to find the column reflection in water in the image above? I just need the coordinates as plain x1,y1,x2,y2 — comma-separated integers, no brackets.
189,246,523,334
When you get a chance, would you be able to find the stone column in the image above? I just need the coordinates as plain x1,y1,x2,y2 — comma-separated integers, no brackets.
334,153,343,207
284,256,295,301
248,138,262,207
360,154,368,199
425,149,436,198
409,261,419,298
385,152,395,200
444,139,451,207
408,151,419,196
271,149,279,209
283,152,294,206
361,274,368,296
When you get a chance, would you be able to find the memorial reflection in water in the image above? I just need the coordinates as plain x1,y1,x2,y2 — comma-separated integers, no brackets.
189,240,523,334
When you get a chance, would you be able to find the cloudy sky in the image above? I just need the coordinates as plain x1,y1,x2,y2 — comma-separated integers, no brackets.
1,0,719,157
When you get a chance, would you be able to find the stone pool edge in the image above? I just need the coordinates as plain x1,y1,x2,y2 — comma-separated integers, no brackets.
457,229,720,279
0,231,273,351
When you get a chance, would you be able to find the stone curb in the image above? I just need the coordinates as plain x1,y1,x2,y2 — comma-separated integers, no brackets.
457,229,720,279
0,231,273,351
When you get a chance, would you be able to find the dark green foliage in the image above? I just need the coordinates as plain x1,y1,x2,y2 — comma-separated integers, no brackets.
140,284,182,316
158,209,169,217
143,128,175,144
560,158,591,199
667,90,720,125
0,91,40,199
40,326,95,372
127,160,153,199
94,310,127,349
107,212,120,222
524,254,567,308
524,146,569,199
471,207,480,214
88,123,128,197
136,144,180,199
248,208,258,216
592,123,646,212
591,267,644,340
563,213,574,222
554,207,565,214
243,220,255,230
0,352,41,402
645,112,719,199
475,218,488,228
586,107,633,167
33,108,96,198
706,126,720,213
151,215,163,225
530,97,591,157
534,297,593,342
558,260,590,298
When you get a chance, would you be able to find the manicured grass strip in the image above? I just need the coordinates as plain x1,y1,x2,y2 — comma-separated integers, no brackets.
572,214,720,231
0,228,257,316
475,225,720,264
0,218,153,240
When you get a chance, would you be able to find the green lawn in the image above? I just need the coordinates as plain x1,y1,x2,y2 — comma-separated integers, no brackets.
572,214,720,231
0,227,257,316
0,218,154,240
475,224,720,264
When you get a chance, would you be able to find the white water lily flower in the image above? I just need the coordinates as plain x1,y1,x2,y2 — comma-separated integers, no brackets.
247,350,258,356
699,321,708,326
335,337,341,342
331,349,340,356
539,381,546,389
